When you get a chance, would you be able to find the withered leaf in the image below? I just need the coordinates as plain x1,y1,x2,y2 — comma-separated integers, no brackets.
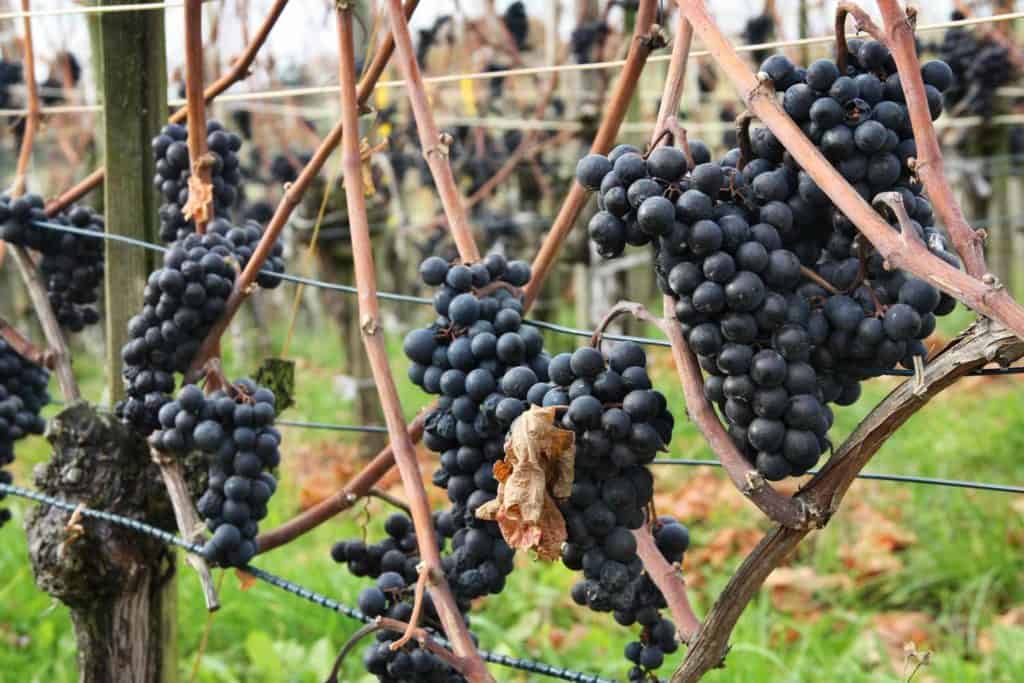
476,406,575,560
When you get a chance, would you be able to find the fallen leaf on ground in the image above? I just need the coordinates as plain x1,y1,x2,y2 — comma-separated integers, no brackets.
654,468,744,520
979,605,1024,653
838,498,916,580
764,566,854,615
854,611,932,674
687,527,762,570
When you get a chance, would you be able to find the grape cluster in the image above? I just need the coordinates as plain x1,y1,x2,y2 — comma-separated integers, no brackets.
503,1,529,51
940,15,1014,118
153,379,279,566
577,43,963,481
527,342,685,678
0,339,49,526
0,59,22,109
404,254,545,606
0,194,104,332
743,13,775,64
152,120,244,243
571,20,609,65
118,219,285,434
576,140,711,259
332,514,468,681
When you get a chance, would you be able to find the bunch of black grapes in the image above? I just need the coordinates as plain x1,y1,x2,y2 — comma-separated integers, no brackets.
118,219,285,434
576,139,712,259
525,342,688,679
152,120,244,243
0,194,104,332
571,20,609,64
503,1,529,51
404,254,546,606
332,514,468,681
0,339,49,526
576,43,963,481
940,14,1014,118
152,379,279,567
743,13,775,65
0,59,22,109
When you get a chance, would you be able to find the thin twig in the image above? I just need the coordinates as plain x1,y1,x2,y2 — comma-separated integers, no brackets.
651,13,693,149
368,487,411,515
522,0,663,310
799,265,840,294
385,0,480,263
182,0,214,233
676,0,1024,342
11,0,38,197
6,4,79,401
151,447,220,611
325,622,382,683
335,9,492,681
0,316,54,369
390,563,429,650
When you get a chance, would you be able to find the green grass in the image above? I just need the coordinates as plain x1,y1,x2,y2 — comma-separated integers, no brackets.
2,305,1023,682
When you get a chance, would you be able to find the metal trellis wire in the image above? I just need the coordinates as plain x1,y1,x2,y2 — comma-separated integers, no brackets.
0,482,615,683
25,218,1024,378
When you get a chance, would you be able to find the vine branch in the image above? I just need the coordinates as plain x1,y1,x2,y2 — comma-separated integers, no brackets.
5,1,79,402
254,411,427,554
872,0,988,278
385,0,480,263
671,317,1024,682
651,12,693,149
335,8,492,681
182,0,214,233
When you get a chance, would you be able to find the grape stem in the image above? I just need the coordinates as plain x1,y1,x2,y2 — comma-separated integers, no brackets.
150,446,220,611
676,0,1024,342
336,7,492,680
326,616,466,683
390,563,430,651
734,110,755,171
833,2,886,74
43,0,291,217
523,0,664,310
798,266,841,295
10,0,38,199
185,0,421,382
386,0,480,263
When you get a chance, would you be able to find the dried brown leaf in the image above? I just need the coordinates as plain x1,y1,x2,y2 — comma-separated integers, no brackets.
476,406,575,560
764,566,854,615
235,569,257,591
